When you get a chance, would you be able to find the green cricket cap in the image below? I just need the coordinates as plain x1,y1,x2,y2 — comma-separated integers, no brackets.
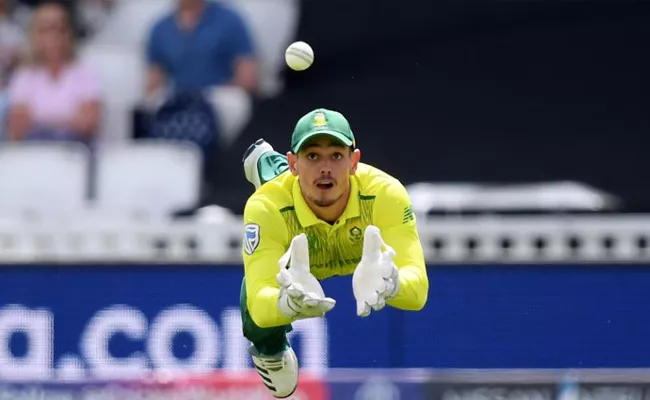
291,108,356,153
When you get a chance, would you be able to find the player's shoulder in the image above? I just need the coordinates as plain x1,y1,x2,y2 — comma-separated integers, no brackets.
356,164,415,226
244,170,296,216
355,163,408,198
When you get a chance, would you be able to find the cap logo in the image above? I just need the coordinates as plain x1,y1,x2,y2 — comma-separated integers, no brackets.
312,112,327,128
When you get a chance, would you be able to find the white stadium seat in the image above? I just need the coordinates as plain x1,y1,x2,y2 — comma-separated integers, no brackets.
406,181,620,216
94,141,203,218
0,142,90,216
223,0,301,98
79,44,146,143
89,0,175,49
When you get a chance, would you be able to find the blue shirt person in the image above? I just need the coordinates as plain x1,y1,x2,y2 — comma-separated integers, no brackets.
145,0,258,96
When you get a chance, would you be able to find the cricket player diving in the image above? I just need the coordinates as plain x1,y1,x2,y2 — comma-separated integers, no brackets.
240,108,429,398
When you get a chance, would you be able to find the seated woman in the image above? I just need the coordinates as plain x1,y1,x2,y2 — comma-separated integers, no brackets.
0,0,27,140
6,2,102,145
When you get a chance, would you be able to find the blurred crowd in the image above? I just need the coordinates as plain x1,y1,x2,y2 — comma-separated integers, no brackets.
0,0,111,144
0,0,297,210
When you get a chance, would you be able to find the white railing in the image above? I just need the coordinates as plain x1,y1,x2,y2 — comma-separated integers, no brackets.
418,214,650,263
1,214,650,264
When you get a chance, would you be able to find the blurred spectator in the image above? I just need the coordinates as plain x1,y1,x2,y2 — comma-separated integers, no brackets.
142,0,258,147
6,1,102,145
0,0,26,140
76,0,115,38
14,0,115,38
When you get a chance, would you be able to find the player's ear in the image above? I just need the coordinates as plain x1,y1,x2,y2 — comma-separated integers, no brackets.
350,148,361,174
287,152,299,175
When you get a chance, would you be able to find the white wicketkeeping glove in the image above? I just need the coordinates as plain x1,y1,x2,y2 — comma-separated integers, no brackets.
276,233,336,319
352,225,400,317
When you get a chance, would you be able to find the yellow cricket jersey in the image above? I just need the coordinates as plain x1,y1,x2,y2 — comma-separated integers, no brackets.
242,163,429,328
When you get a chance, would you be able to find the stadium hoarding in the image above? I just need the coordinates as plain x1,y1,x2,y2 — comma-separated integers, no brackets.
422,368,650,400
425,380,650,400
1,369,650,400
0,372,328,400
0,263,649,379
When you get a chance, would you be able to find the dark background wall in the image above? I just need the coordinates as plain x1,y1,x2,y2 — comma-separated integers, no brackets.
212,0,650,215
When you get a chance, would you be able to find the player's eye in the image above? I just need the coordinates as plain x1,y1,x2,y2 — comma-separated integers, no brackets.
307,153,318,161
332,152,344,160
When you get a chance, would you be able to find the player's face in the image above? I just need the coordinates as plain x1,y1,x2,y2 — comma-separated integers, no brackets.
289,137,361,208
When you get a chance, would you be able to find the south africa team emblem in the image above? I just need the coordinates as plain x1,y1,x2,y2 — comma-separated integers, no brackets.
244,224,260,255
349,226,362,243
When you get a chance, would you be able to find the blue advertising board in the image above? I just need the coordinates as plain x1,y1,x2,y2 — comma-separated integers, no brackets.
401,264,650,369
0,264,649,379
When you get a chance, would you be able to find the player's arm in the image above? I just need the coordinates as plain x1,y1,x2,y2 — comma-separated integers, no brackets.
242,197,293,328
374,182,429,311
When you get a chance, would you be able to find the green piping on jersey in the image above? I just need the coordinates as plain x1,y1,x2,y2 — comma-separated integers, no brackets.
279,206,295,214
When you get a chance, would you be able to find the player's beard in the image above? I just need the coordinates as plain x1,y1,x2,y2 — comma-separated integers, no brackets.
309,192,344,208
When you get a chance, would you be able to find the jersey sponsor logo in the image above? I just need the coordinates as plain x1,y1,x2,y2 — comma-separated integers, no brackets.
244,224,261,255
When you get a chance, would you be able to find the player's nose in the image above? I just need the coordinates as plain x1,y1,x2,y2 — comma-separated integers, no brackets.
319,163,332,174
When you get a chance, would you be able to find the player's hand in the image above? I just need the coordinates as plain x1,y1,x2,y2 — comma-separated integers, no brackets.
352,225,400,317
276,233,336,319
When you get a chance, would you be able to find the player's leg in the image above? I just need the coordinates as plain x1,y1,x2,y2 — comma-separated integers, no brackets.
241,139,298,398
242,138,289,189
240,278,299,398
